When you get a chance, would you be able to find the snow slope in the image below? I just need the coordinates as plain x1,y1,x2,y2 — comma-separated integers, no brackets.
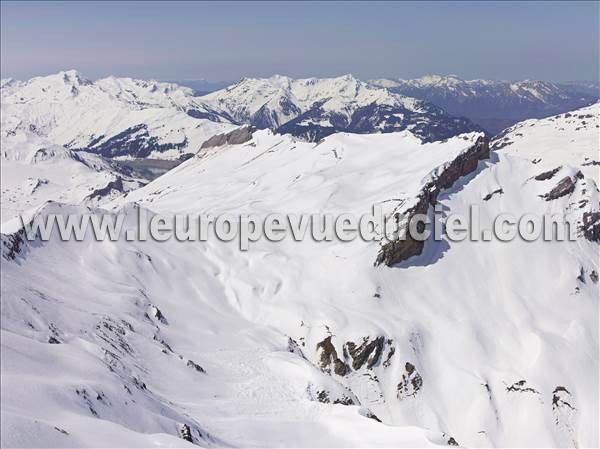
0,117,145,224
371,75,598,135
200,74,482,142
1,105,598,447
1,70,235,160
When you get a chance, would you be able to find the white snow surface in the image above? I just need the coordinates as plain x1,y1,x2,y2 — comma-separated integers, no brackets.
1,105,599,448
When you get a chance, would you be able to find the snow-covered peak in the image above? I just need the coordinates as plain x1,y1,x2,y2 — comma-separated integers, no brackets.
198,74,481,141
1,70,236,160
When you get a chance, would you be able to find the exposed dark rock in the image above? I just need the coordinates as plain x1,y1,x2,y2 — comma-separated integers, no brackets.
376,136,489,266
483,188,504,201
287,337,307,359
75,388,98,417
54,426,69,435
345,336,385,370
590,270,599,284
1,227,29,261
534,166,561,181
186,360,206,373
506,379,539,394
180,423,193,443
397,362,423,399
582,160,600,166
447,437,459,446
200,126,255,149
364,410,382,422
576,267,586,284
316,336,348,376
581,212,600,241
314,389,355,405
540,176,577,201
48,336,61,344
85,176,124,201
383,346,395,368
151,305,168,325
552,386,575,410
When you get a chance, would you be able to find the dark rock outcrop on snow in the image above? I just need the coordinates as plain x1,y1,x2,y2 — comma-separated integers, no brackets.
540,175,580,201
397,362,423,400
375,136,490,266
85,176,125,201
581,212,600,242
200,126,255,149
346,336,385,370
316,336,348,376
535,166,562,181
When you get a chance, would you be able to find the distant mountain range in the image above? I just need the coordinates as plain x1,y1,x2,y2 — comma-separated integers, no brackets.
165,78,234,96
1,70,235,160
2,71,596,165
199,74,482,142
370,75,598,135
1,72,483,162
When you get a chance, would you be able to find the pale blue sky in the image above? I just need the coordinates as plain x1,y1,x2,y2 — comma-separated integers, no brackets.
1,1,598,82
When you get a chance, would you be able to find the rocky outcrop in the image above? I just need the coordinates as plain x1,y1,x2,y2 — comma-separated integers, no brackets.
179,423,193,443
1,227,28,261
483,188,503,201
397,362,423,400
85,176,125,201
540,174,581,201
506,379,539,394
376,136,490,266
581,211,600,241
316,336,348,376
346,336,385,370
200,126,255,149
186,360,205,373
315,335,396,378
535,166,562,181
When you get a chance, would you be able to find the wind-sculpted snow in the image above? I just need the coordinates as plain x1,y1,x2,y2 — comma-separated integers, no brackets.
200,74,483,142
1,106,599,447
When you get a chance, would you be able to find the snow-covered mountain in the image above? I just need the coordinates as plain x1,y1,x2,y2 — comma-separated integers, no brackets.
370,75,598,135
199,74,483,142
2,103,598,447
166,78,235,96
1,70,236,160
1,112,146,223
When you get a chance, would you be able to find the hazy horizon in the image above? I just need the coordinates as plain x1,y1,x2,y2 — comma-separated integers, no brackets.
1,1,599,83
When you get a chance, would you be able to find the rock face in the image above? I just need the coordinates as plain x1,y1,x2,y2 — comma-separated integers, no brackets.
199,126,256,149
540,173,582,201
85,176,125,201
397,362,423,400
582,212,600,241
316,336,348,376
375,136,490,266
535,166,562,181
346,336,385,370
